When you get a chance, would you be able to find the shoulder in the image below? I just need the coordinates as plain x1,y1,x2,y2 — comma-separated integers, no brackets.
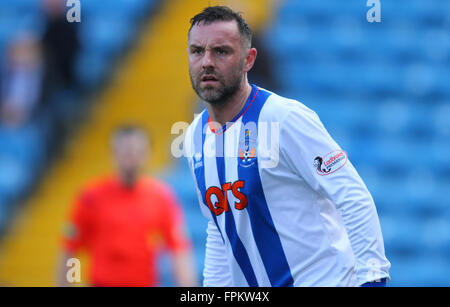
80,175,115,195
186,109,206,137
258,87,319,125
76,175,115,207
141,176,177,200
185,109,207,158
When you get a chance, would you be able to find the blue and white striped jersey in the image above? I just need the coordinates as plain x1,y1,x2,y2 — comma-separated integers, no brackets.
184,84,390,287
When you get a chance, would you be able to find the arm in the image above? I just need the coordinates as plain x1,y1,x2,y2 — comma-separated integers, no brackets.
159,184,199,287
172,250,198,287
203,220,232,287
280,105,391,285
59,189,94,287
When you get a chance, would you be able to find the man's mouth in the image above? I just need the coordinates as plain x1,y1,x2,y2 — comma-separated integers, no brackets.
201,75,219,83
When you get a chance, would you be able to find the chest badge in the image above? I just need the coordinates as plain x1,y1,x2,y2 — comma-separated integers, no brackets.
238,129,257,167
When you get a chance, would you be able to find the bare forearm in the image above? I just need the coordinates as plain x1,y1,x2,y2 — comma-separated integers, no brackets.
172,250,199,287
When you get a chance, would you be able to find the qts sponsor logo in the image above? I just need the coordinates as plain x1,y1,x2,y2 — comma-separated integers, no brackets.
205,180,248,215
314,150,348,176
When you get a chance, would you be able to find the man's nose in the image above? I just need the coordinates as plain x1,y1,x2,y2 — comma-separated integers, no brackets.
202,50,214,69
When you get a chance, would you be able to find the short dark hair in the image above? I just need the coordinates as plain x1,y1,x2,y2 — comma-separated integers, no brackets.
111,124,150,147
189,6,252,48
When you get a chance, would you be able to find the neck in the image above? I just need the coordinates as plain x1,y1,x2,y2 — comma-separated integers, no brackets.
205,80,252,128
119,171,138,188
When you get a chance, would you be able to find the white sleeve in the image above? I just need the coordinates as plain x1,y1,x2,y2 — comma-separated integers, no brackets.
279,104,391,285
203,220,233,287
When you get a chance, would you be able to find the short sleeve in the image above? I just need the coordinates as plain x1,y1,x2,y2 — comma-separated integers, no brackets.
159,185,192,253
62,190,96,253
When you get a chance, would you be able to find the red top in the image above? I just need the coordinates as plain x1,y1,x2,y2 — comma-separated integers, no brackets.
63,175,191,287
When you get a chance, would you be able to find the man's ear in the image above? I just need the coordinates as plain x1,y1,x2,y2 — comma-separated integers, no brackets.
244,47,257,73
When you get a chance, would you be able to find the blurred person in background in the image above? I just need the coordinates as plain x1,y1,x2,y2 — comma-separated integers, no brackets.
41,0,80,93
0,33,44,129
41,0,81,140
60,125,198,287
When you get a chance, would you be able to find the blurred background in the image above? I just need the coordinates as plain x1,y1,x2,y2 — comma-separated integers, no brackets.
0,0,448,287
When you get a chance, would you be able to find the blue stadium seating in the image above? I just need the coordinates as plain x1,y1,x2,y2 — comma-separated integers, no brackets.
76,0,159,88
261,0,450,286
389,255,450,286
0,0,160,232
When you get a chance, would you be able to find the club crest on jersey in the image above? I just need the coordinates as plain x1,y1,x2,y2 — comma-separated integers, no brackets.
238,129,257,167
314,150,348,176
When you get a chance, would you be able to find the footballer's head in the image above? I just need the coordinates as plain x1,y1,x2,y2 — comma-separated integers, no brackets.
111,125,149,186
187,6,257,105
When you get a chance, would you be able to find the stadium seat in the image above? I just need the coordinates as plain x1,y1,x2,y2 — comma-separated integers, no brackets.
389,254,450,286
431,103,450,139
0,155,33,201
379,214,420,255
74,52,112,89
82,0,158,20
79,17,135,57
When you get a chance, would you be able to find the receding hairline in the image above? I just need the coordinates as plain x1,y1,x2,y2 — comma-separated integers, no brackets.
188,19,252,49
188,5,253,49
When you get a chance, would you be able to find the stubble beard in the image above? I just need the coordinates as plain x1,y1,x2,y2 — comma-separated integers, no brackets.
189,60,245,106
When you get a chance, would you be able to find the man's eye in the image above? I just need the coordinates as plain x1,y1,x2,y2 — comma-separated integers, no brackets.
192,49,203,54
216,49,227,55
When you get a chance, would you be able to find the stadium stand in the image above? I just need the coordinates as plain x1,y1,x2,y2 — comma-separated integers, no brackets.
0,0,448,287
0,0,159,233
0,0,162,285
262,0,450,286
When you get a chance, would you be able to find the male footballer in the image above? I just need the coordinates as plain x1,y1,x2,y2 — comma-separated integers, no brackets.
184,6,390,286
